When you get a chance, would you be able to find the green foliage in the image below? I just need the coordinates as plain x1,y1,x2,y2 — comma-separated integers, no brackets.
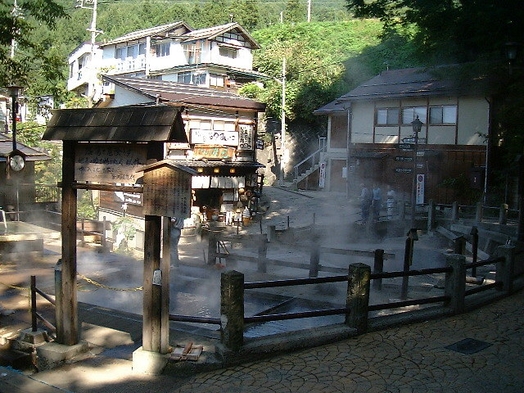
77,190,98,220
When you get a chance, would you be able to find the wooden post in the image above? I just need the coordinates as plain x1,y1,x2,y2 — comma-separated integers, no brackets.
309,230,320,278
471,226,479,277
475,202,483,222
495,245,515,294
142,141,169,354
427,199,436,232
56,140,79,345
451,201,459,221
257,234,268,273
401,229,418,300
499,203,508,225
454,236,466,255
221,270,244,351
345,263,370,334
372,249,384,291
444,254,466,314
31,276,37,332
142,215,168,353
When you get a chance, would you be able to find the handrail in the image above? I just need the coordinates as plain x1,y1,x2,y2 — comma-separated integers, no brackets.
293,137,327,180
30,276,56,335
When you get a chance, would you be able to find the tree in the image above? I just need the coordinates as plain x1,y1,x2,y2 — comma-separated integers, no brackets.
0,0,67,87
345,0,524,63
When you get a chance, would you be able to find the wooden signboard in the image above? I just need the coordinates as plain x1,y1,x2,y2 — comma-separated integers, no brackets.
142,164,192,218
75,144,147,184
193,145,236,160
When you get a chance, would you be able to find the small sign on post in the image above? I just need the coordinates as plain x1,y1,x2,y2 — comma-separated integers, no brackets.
142,161,197,218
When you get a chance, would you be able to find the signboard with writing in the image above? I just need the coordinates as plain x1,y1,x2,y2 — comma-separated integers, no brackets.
398,144,414,151
395,167,413,174
193,145,236,160
75,144,147,184
395,156,413,162
238,125,254,150
190,129,238,145
143,165,192,218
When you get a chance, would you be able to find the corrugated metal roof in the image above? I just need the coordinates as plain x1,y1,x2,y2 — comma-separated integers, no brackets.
0,134,51,162
105,75,266,112
43,105,188,142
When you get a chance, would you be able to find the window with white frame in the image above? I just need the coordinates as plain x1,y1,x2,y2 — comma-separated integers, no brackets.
210,73,225,87
376,108,399,125
219,46,238,59
183,42,201,64
429,105,457,124
153,42,170,57
402,106,427,124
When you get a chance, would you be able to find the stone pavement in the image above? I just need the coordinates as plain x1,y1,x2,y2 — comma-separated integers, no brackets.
2,286,522,392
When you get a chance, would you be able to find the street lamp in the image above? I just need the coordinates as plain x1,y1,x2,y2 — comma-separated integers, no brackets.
410,116,423,227
505,42,520,74
7,85,23,152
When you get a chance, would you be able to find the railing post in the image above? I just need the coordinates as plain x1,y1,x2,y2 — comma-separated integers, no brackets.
268,225,276,243
401,229,418,300
345,263,371,334
470,226,479,277
372,249,384,291
207,225,218,265
257,234,268,274
499,203,508,225
309,230,320,278
475,202,483,223
453,236,466,255
427,199,436,232
444,254,466,314
452,201,459,221
495,245,515,294
220,270,244,351
31,276,37,332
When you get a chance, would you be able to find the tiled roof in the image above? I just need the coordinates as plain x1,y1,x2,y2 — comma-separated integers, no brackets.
100,21,190,46
338,65,490,102
105,75,266,112
182,22,259,49
43,105,187,142
0,133,51,162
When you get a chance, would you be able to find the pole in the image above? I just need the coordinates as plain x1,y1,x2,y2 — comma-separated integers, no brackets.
279,57,286,185
411,130,418,228
11,93,16,152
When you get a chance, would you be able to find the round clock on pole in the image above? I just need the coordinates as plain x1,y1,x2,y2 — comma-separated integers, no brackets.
8,150,26,172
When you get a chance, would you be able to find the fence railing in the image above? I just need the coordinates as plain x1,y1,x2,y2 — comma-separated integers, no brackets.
217,245,516,351
30,276,56,337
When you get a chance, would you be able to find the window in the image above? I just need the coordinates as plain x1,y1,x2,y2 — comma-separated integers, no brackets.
177,72,192,84
210,74,225,87
153,42,170,57
193,73,206,85
219,46,238,59
115,47,125,60
126,45,137,58
402,106,427,124
183,43,201,64
429,105,457,124
376,108,399,125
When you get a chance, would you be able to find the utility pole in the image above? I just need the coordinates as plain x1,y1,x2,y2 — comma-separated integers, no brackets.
279,57,286,185
307,0,312,22
77,0,102,107
10,0,22,59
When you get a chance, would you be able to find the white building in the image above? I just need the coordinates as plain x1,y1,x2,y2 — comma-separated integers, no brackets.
67,21,267,103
